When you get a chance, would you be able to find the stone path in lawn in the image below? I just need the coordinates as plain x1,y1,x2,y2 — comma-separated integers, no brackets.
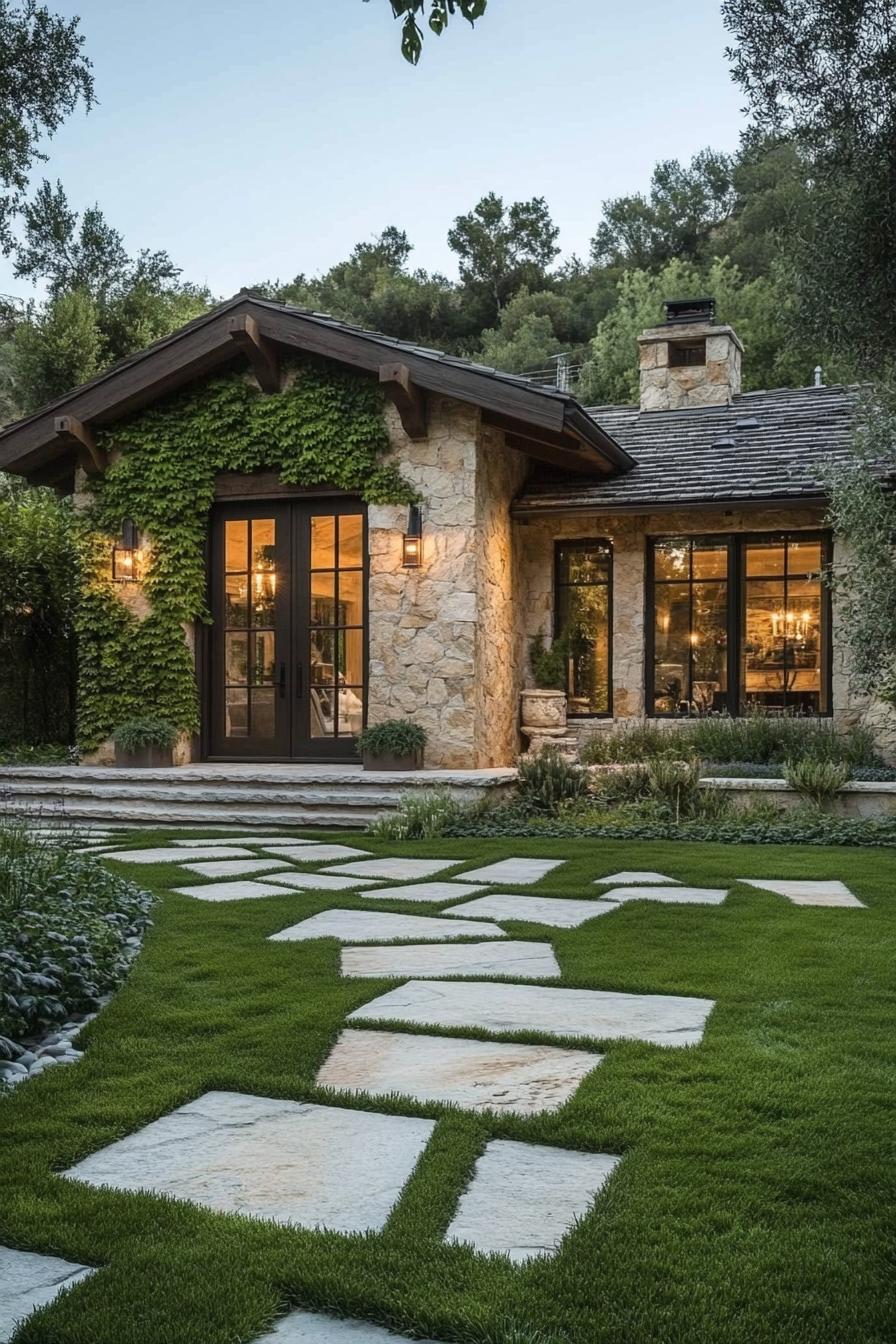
23,838,866,1342
0,1246,95,1344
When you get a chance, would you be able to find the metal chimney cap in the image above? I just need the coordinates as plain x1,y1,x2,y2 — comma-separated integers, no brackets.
664,297,716,325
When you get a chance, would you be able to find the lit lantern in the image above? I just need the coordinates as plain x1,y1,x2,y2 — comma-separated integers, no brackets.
402,504,423,568
112,519,140,583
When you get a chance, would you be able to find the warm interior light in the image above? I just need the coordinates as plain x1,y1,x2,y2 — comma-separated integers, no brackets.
402,504,423,568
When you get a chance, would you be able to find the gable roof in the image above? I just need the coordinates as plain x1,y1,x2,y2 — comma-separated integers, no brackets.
0,293,633,484
513,384,861,516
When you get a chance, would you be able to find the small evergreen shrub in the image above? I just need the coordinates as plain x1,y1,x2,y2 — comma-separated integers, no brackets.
113,718,178,753
357,719,427,759
516,747,589,815
783,757,852,807
0,820,154,1057
580,722,678,763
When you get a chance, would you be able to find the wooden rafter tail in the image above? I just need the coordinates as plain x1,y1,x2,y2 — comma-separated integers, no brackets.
54,414,107,476
227,314,280,393
379,362,427,440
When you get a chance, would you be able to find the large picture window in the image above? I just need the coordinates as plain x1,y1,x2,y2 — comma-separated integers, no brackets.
555,540,612,716
648,532,831,717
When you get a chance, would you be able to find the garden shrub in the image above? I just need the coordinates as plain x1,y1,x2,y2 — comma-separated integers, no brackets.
367,787,470,840
113,717,179,753
0,821,154,1057
580,723,680,764
357,719,427,759
645,757,702,820
516,748,589,815
783,757,852,807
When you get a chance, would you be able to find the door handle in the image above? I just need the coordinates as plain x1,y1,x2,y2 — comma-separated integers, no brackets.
278,662,286,698
295,661,304,698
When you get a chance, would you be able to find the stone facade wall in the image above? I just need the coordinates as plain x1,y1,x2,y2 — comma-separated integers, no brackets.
473,422,529,766
516,505,892,756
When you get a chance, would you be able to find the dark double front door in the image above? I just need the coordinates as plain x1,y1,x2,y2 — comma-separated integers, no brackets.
208,499,367,760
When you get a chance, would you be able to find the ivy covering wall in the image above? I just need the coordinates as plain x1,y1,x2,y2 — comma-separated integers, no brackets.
77,359,413,751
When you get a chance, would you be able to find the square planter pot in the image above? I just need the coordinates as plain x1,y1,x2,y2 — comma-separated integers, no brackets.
362,748,424,772
115,745,173,768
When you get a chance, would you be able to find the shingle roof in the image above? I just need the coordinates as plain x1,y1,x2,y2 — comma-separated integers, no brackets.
513,384,862,516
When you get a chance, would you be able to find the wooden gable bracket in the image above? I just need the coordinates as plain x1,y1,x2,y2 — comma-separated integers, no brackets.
54,414,107,477
379,362,428,440
227,313,281,393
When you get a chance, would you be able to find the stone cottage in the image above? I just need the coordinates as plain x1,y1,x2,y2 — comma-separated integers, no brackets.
0,293,875,768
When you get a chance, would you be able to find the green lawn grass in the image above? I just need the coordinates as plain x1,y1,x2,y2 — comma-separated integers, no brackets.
2,832,894,1344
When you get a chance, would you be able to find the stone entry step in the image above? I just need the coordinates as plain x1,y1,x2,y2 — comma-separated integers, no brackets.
0,765,515,828
316,1029,602,1114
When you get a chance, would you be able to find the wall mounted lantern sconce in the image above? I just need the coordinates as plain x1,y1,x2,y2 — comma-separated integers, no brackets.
112,519,141,583
402,504,423,568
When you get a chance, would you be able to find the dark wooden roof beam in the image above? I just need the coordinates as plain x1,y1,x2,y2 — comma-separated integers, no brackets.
54,415,106,476
484,410,612,476
227,314,280,393
379,362,427,439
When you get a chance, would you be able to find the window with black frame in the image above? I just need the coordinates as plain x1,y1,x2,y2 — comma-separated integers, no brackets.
554,540,612,716
648,532,831,716
650,537,730,716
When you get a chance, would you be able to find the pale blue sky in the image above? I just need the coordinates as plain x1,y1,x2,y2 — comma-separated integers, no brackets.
1,0,746,302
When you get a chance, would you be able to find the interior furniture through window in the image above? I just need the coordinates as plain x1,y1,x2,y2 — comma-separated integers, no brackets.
647,532,831,717
554,540,612,716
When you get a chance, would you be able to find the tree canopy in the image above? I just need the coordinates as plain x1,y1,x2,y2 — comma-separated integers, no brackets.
0,1,94,252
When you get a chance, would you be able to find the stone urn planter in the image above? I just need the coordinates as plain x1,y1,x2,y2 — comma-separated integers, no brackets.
520,688,568,732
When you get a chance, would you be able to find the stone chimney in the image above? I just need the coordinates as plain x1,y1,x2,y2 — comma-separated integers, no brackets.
638,297,743,412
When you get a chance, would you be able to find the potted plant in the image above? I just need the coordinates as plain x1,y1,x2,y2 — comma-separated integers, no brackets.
357,719,427,771
521,631,569,731
113,718,178,768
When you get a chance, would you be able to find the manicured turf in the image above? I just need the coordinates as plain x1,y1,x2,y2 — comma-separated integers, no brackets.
1,832,894,1344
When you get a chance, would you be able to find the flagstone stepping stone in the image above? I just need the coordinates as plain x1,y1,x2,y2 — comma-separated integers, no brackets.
340,939,560,980
738,878,865,907
359,880,490,904
103,846,253,864
261,844,371,861
323,858,465,880
256,1310,444,1343
63,1091,434,1234
317,1028,601,1114
444,1140,620,1262
594,870,678,885
0,1246,95,1343
350,980,714,1047
172,836,308,848
180,859,293,879
444,894,618,928
601,885,728,905
270,910,505,944
172,880,298,902
452,858,565,885
262,872,381,892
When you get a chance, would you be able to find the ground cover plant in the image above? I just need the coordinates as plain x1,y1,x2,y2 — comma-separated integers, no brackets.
0,823,153,1057
0,827,894,1343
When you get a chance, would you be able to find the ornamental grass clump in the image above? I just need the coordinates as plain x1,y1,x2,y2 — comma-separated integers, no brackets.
783,757,852,808
368,788,469,840
0,819,154,1059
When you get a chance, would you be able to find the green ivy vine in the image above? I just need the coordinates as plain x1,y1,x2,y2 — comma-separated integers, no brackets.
76,359,414,750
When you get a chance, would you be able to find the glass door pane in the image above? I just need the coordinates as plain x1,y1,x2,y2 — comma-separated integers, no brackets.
305,512,365,743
